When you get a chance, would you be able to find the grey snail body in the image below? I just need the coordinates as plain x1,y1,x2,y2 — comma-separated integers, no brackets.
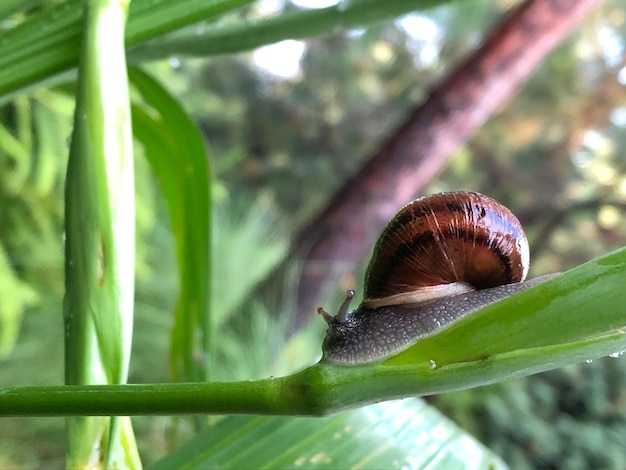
318,191,554,366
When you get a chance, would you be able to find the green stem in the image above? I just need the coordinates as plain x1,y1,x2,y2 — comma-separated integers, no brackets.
63,0,139,465
129,0,447,59
2,328,625,418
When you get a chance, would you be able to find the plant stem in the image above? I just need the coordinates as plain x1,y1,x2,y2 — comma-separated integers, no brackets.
2,325,625,418
64,0,138,465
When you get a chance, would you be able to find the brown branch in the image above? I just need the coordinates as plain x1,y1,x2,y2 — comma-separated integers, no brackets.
291,0,601,324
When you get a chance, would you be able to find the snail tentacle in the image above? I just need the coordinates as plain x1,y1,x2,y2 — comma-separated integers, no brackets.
318,290,355,325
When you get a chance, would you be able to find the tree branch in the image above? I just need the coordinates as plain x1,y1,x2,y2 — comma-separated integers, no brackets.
293,0,600,323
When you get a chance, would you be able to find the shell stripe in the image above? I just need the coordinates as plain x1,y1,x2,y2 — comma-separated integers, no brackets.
368,228,518,294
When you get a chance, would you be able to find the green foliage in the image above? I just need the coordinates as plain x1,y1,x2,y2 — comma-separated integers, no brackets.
211,198,287,326
2,0,626,468
0,244,38,357
148,399,506,470
0,0,256,100
436,357,626,469
130,0,453,59
131,67,212,384
0,0,460,101
0,91,70,356
63,0,139,466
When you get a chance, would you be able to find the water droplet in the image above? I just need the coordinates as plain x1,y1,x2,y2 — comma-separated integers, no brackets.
610,351,625,358
585,359,593,364
169,56,181,69
429,360,437,370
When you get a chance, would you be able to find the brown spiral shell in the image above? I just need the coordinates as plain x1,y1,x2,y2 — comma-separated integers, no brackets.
362,191,529,307
318,191,551,365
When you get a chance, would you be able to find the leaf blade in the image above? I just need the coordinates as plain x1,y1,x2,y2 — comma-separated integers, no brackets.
130,67,212,382
63,0,139,466
147,399,507,470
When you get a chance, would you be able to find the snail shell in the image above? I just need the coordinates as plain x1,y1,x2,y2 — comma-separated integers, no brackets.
319,191,547,366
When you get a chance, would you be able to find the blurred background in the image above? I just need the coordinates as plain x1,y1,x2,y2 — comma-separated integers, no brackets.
2,0,626,467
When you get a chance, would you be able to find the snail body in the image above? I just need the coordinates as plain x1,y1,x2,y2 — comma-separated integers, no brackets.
319,191,550,366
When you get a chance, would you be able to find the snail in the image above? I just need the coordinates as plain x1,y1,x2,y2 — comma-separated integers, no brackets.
318,191,555,365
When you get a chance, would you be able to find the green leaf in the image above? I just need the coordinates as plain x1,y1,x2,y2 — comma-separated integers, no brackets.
0,0,42,19
0,0,254,101
0,0,460,102
130,67,211,382
147,399,506,470
130,0,453,59
63,0,139,466
0,242,38,357
211,201,288,329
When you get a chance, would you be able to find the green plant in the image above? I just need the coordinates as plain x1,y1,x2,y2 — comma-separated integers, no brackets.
1,0,625,468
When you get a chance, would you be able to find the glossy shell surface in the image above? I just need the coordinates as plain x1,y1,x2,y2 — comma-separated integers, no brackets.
363,191,529,303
